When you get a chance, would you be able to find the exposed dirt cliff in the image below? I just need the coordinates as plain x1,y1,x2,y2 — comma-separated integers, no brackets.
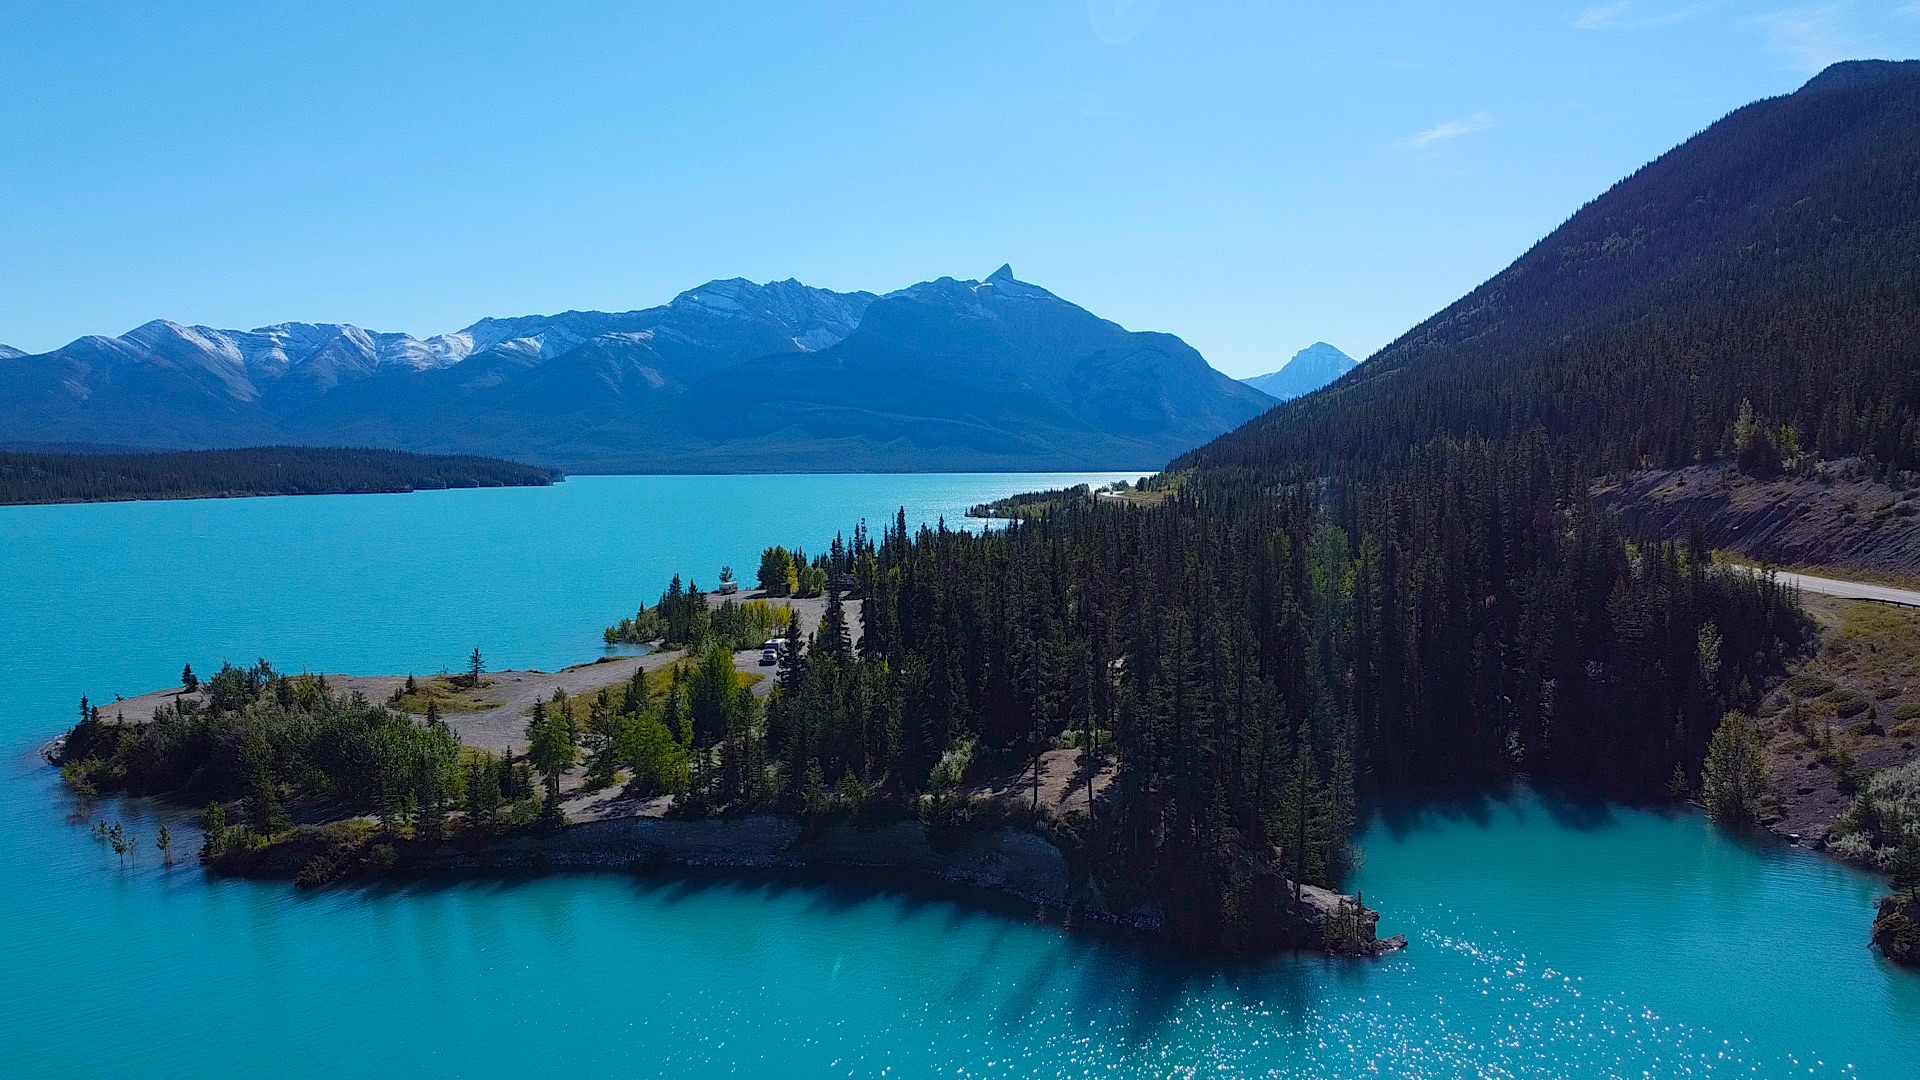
1599,459,1920,578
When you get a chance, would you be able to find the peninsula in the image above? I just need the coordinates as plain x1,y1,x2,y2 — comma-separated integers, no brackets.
53,578,1394,957
0,446,557,505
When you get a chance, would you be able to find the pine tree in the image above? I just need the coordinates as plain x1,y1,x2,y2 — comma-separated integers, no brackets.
1892,832,1920,896
465,754,502,835
819,590,852,656
199,804,227,862
1702,711,1772,825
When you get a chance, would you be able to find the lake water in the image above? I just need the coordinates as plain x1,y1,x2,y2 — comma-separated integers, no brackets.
2,474,1915,1077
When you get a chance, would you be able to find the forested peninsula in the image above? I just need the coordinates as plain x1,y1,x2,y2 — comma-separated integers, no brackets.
52,464,1803,955
0,447,557,505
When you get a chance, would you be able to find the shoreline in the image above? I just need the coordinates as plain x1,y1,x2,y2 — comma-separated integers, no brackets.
59,657,1398,957
202,806,1401,956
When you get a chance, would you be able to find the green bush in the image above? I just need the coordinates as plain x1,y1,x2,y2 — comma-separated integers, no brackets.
1824,688,1869,718
1787,674,1837,698
295,855,342,889
1893,703,1920,723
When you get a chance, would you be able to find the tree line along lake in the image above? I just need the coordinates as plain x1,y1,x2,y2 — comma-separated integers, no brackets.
2,473,1915,1077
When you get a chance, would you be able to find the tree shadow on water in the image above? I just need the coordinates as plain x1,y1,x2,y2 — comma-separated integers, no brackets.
1531,785,1622,832
1371,781,1517,840
351,861,1335,1051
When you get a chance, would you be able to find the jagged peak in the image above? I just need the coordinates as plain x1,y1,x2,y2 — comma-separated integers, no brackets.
987,263,1016,283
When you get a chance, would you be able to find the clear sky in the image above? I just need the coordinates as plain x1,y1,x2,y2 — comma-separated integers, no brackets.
2,2,1917,376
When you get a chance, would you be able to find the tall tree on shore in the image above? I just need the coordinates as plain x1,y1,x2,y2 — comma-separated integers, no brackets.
818,590,851,656
465,753,502,835
524,699,577,821
1702,711,1773,825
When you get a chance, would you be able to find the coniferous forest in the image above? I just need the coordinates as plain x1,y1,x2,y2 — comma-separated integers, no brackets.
740,436,1808,942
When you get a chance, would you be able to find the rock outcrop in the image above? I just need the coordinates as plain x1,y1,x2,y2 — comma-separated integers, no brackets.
1872,892,1920,966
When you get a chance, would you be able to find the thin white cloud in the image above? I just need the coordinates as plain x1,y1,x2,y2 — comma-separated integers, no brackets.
1573,3,1633,30
1086,0,1162,46
1404,113,1496,149
1573,1,1721,30
1059,92,1124,119
1751,6,1853,73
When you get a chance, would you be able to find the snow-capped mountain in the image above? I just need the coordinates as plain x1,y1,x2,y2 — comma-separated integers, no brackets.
0,269,1267,471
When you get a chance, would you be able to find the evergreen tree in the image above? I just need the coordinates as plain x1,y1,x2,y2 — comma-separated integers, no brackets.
818,590,852,656
200,804,227,862
1892,832,1920,896
1702,711,1773,825
465,753,502,835
524,699,578,821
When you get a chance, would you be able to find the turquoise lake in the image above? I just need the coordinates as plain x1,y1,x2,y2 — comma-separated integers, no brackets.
2,473,1916,1077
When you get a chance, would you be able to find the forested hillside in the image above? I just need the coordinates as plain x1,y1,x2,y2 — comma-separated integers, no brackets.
0,447,557,505
1182,60,1920,477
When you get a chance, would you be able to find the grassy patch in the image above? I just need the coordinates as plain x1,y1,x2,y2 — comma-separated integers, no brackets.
538,660,762,724
1823,687,1870,718
392,676,501,715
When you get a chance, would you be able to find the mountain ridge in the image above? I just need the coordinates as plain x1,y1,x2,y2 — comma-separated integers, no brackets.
1,268,1269,472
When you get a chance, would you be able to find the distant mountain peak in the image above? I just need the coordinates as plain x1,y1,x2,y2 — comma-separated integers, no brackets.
987,263,1017,283
1240,342,1357,403
0,344,23,360
1289,342,1346,365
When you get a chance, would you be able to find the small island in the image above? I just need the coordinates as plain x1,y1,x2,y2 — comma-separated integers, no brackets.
52,550,1394,957
0,446,558,505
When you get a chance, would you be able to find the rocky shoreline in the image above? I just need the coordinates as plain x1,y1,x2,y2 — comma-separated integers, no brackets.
209,810,1402,956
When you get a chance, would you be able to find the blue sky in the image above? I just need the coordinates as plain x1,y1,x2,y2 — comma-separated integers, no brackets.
2,2,1916,376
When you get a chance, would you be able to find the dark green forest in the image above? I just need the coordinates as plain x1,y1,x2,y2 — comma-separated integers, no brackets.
0,446,556,505
731,437,1807,942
